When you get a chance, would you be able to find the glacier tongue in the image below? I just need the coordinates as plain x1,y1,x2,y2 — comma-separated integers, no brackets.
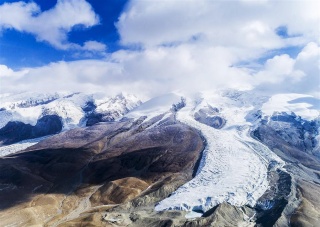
155,95,284,213
0,136,50,157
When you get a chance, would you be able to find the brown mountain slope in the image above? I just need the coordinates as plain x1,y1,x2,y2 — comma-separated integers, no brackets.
0,115,204,226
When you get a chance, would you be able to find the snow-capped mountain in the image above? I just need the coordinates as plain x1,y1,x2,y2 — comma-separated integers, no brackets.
0,92,141,146
122,89,319,218
0,89,319,226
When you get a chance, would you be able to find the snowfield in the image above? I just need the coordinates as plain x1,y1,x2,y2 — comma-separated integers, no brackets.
261,93,319,121
125,93,181,119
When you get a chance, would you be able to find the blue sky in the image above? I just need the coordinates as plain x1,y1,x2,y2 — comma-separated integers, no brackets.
0,0,128,69
0,0,319,97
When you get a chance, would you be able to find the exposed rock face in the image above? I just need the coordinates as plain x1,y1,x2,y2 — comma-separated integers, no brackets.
0,115,62,145
255,169,292,227
253,112,320,227
90,177,149,206
0,115,205,226
193,104,226,129
182,202,249,227
268,112,319,156
253,113,320,170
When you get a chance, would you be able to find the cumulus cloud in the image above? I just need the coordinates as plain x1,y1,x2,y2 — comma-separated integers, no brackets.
0,64,28,77
0,60,119,95
82,41,107,52
254,42,320,97
0,0,105,51
116,0,320,97
2,41,318,98
0,45,253,97
0,65,14,77
117,0,319,50
254,54,297,84
1,0,319,99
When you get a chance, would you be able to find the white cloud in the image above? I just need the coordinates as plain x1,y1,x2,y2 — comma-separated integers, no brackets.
293,42,320,96
82,41,107,52
0,60,119,95
253,42,320,97
115,0,320,97
1,41,318,98
0,44,253,97
117,0,319,51
1,1,319,99
0,0,102,50
254,54,296,84
0,65,14,77
0,64,28,77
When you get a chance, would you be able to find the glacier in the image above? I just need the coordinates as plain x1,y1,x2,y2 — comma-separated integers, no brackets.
155,91,285,214
0,136,50,157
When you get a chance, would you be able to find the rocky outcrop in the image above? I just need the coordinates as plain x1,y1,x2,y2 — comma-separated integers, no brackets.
254,169,292,227
254,112,319,158
253,113,320,170
194,104,226,129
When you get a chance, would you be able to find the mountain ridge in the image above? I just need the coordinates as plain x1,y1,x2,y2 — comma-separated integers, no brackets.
0,89,319,226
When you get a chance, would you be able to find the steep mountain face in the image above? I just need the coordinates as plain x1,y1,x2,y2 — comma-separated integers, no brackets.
254,112,319,158
253,112,320,226
0,115,62,145
0,90,319,226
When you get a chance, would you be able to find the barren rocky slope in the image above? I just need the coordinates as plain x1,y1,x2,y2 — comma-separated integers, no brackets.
253,113,320,226
0,114,206,226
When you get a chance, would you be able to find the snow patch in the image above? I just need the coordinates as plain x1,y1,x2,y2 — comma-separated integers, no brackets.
185,211,203,219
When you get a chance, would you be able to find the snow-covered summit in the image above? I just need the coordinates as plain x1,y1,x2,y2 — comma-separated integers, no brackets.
0,92,142,130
